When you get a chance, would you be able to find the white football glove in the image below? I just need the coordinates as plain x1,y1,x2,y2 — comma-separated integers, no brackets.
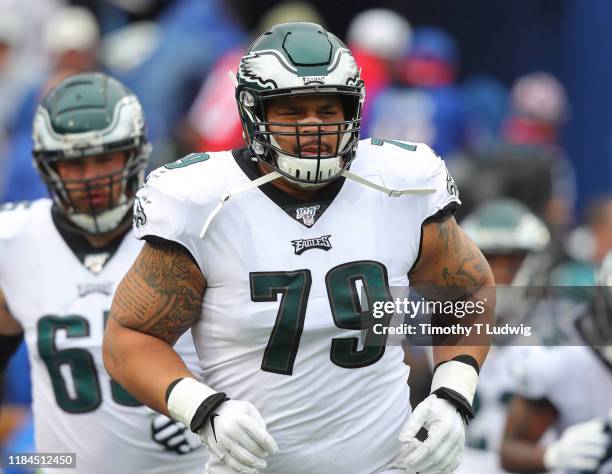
544,418,611,472
167,378,278,474
200,399,278,473
151,413,201,454
400,394,465,473
399,358,479,474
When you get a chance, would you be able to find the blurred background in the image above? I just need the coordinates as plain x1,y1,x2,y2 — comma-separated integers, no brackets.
1,0,611,472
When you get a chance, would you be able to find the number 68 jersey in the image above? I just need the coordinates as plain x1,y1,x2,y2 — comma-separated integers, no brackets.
0,200,206,474
135,139,460,474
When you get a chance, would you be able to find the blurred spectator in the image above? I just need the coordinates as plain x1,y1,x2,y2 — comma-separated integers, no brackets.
0,0,64,70
0,1,62,199
346,8,412,132
501,71,576,233
43,6,101,91
395,26,458,87
457,72,575,243
106,0,245,170
367,26,468,158
2,6,102,203
183,1,324,155
461,75,509,157
503,72,569,146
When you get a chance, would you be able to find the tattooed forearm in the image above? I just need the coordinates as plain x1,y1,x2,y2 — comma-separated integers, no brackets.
110,239,206,345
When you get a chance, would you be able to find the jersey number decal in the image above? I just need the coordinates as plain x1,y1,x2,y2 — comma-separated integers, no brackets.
37,312,141,414
250,261,394,375
164,153,210,169
371,137,417,152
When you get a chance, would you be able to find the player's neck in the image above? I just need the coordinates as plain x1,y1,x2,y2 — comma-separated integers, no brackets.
83,222,130,249
256,161,321,202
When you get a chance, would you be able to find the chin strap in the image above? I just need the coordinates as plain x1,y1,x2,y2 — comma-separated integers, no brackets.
200,169,437,239
200,171,282,238
340,170,436,197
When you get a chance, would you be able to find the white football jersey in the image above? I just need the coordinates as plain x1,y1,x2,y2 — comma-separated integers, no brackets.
458,346,532,474
512,345,612,432
512,345,612,474
134,139,460,474
0,199,207,474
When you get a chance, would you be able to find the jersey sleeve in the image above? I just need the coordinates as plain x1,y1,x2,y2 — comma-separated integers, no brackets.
132,167,207,273
509,346,566,401
418,145,461,223
132,157,227,277
358,138,461,224
0,201,34,283
133,173,184,243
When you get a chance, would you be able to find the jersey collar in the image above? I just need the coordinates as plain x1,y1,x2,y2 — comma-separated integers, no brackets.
231,148,347,228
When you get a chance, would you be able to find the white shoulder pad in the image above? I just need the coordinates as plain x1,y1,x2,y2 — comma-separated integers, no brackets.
0,201,36,241
133,152,231,260
508,346,566,400
356,138,461,221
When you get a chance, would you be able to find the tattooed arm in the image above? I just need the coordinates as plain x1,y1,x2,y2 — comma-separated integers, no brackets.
102,237,205,416
408,216,495,367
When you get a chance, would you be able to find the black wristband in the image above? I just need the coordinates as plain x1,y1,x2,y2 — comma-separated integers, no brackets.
190,392,230,433
432,387,475,425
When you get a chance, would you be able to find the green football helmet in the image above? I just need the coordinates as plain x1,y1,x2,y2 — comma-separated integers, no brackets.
235,22,365,188
461,198,550,256
32,72,150,235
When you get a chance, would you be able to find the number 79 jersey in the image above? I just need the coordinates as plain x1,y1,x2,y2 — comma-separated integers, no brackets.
135,139,460,474
0,200,206,474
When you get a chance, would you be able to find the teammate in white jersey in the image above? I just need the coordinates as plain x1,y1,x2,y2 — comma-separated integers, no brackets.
500,252,612,474
0,73,206,473
456,198,551,474
104,23,495,474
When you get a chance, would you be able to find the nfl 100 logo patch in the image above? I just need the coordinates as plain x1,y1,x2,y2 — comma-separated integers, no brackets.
295,204,320,227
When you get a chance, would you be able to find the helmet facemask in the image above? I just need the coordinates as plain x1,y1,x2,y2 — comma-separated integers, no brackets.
36,146,148,235
239,87,363,188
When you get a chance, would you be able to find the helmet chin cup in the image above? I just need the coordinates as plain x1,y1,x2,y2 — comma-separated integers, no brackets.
269,134,344,186
69,199,131,234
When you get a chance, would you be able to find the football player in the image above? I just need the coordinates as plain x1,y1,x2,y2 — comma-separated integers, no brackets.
0,73,206,473
104,23,494,474
499,252,612,473
456,198,550,474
